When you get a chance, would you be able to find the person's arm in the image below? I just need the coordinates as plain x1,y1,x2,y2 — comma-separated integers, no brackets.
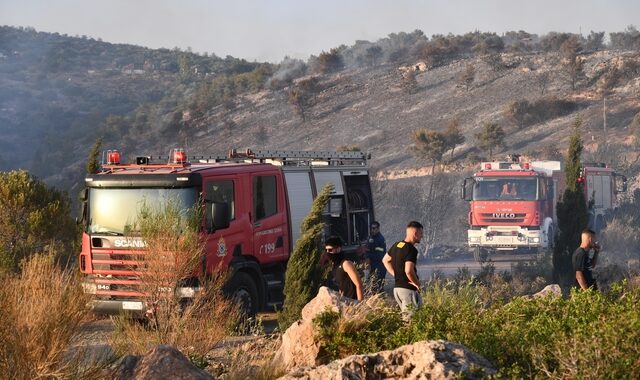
576,270,588,290
342,260,364,301
405,261,420,291
382,253,394,277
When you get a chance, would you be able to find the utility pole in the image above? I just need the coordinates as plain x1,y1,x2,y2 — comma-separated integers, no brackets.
603,95,608,155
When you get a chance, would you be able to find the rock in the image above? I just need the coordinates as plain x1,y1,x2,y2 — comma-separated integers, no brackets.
274,286,356,369
526,284,562,299
112,345,213,380
278,340,496,380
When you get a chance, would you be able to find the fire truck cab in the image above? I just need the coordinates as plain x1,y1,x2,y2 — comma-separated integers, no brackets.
79,148,375,316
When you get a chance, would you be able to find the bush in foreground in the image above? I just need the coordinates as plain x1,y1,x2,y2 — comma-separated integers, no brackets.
313,280,640,378
0,252,105,379
109,201,240,363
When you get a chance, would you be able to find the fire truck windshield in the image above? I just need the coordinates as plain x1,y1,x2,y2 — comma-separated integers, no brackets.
87,187,198,235
473,177,538,201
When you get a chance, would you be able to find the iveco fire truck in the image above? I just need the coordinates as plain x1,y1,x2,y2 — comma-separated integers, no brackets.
79,148,375,316
461,155,626,261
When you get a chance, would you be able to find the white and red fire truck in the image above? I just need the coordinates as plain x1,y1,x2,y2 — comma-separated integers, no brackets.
461,155,626,261
79,148,375,316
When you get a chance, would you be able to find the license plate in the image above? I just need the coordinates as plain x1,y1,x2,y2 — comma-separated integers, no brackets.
122,301,143,310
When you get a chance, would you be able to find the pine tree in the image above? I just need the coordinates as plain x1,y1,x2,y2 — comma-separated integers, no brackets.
277,184,332,330
553,116,588,288
475,122,505,159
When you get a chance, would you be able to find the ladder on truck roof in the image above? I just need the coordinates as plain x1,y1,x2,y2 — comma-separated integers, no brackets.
198,148,370,167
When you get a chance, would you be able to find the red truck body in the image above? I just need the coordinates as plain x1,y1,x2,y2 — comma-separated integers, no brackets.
79,149,375,315
462,158,626,261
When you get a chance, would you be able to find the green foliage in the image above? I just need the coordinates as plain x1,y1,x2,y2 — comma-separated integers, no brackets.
474,122,506,159
609,25,640,50
278,184,333,330
86,137,102,174
336,145,360,152
553,117,588,287
443,117,465,158
287,77,318,122
314,48,344,74
0,170,77,273
312,279,640,378
314,306,405,362
411,129,447,169
504,97,580,129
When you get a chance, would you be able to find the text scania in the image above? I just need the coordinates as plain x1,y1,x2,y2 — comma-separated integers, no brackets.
113,239,147,248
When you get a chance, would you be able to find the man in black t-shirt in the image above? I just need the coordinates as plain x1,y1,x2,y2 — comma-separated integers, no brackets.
383,221,423,318
572,229,600,291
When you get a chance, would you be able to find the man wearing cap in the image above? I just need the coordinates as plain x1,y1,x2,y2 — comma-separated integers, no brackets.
365,221,387,293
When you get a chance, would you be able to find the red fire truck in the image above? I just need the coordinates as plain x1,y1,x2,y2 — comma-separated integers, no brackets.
461,156,626,261
79,148,375,316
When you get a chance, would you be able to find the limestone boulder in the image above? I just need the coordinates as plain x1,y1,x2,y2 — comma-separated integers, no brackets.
112,345,213,380
525,284,562,300
278,339,496,380
275,286,356,369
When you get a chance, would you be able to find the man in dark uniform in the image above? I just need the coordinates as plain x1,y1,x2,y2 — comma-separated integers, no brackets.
323,236,364,301
572,229,600,291
383,221,423,318
365,221,387,293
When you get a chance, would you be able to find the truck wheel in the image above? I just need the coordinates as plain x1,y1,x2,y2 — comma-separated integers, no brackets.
473,247,488,263
547,226,555,251
595,216,606,234
225,272,258,318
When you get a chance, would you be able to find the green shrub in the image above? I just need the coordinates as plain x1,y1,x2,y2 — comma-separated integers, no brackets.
311,279,640,378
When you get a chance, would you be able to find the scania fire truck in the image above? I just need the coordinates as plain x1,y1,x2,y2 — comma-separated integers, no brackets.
79,148,375,316
461,156,626,261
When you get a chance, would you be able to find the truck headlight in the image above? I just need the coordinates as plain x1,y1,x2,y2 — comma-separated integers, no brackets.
528,237,540,243
177,287,200,298
469,236,481,243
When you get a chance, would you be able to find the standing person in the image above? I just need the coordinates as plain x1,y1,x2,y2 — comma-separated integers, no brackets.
572,229,601,291
365,221,387,293
383,221,423,317
324,236,364,301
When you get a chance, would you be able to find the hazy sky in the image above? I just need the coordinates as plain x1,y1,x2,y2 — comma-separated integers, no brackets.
1,0,638,62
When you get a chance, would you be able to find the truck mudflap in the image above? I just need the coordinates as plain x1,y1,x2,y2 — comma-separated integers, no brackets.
467,226,546,249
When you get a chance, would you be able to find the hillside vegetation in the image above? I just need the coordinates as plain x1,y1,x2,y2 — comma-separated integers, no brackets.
1,25,640,244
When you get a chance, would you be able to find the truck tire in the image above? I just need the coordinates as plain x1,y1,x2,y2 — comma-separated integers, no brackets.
545,226,555,254
225,272,258,318
473,247,489,263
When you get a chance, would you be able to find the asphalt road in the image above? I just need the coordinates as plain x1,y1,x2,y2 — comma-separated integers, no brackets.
416,252,541,279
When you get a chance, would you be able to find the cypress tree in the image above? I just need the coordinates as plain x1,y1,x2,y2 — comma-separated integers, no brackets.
86,137,102,174
553,116,588,288
277,184,332,330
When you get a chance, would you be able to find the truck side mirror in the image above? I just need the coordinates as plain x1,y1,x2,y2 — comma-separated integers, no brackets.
206,201,230,233
78,188,88,225
461,178,473,201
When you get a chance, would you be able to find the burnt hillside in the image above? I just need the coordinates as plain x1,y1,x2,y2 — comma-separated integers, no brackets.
1,26,640,244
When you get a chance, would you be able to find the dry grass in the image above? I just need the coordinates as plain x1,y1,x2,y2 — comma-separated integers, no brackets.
109,201,241,361
215,336,287,380
0,252,107,379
